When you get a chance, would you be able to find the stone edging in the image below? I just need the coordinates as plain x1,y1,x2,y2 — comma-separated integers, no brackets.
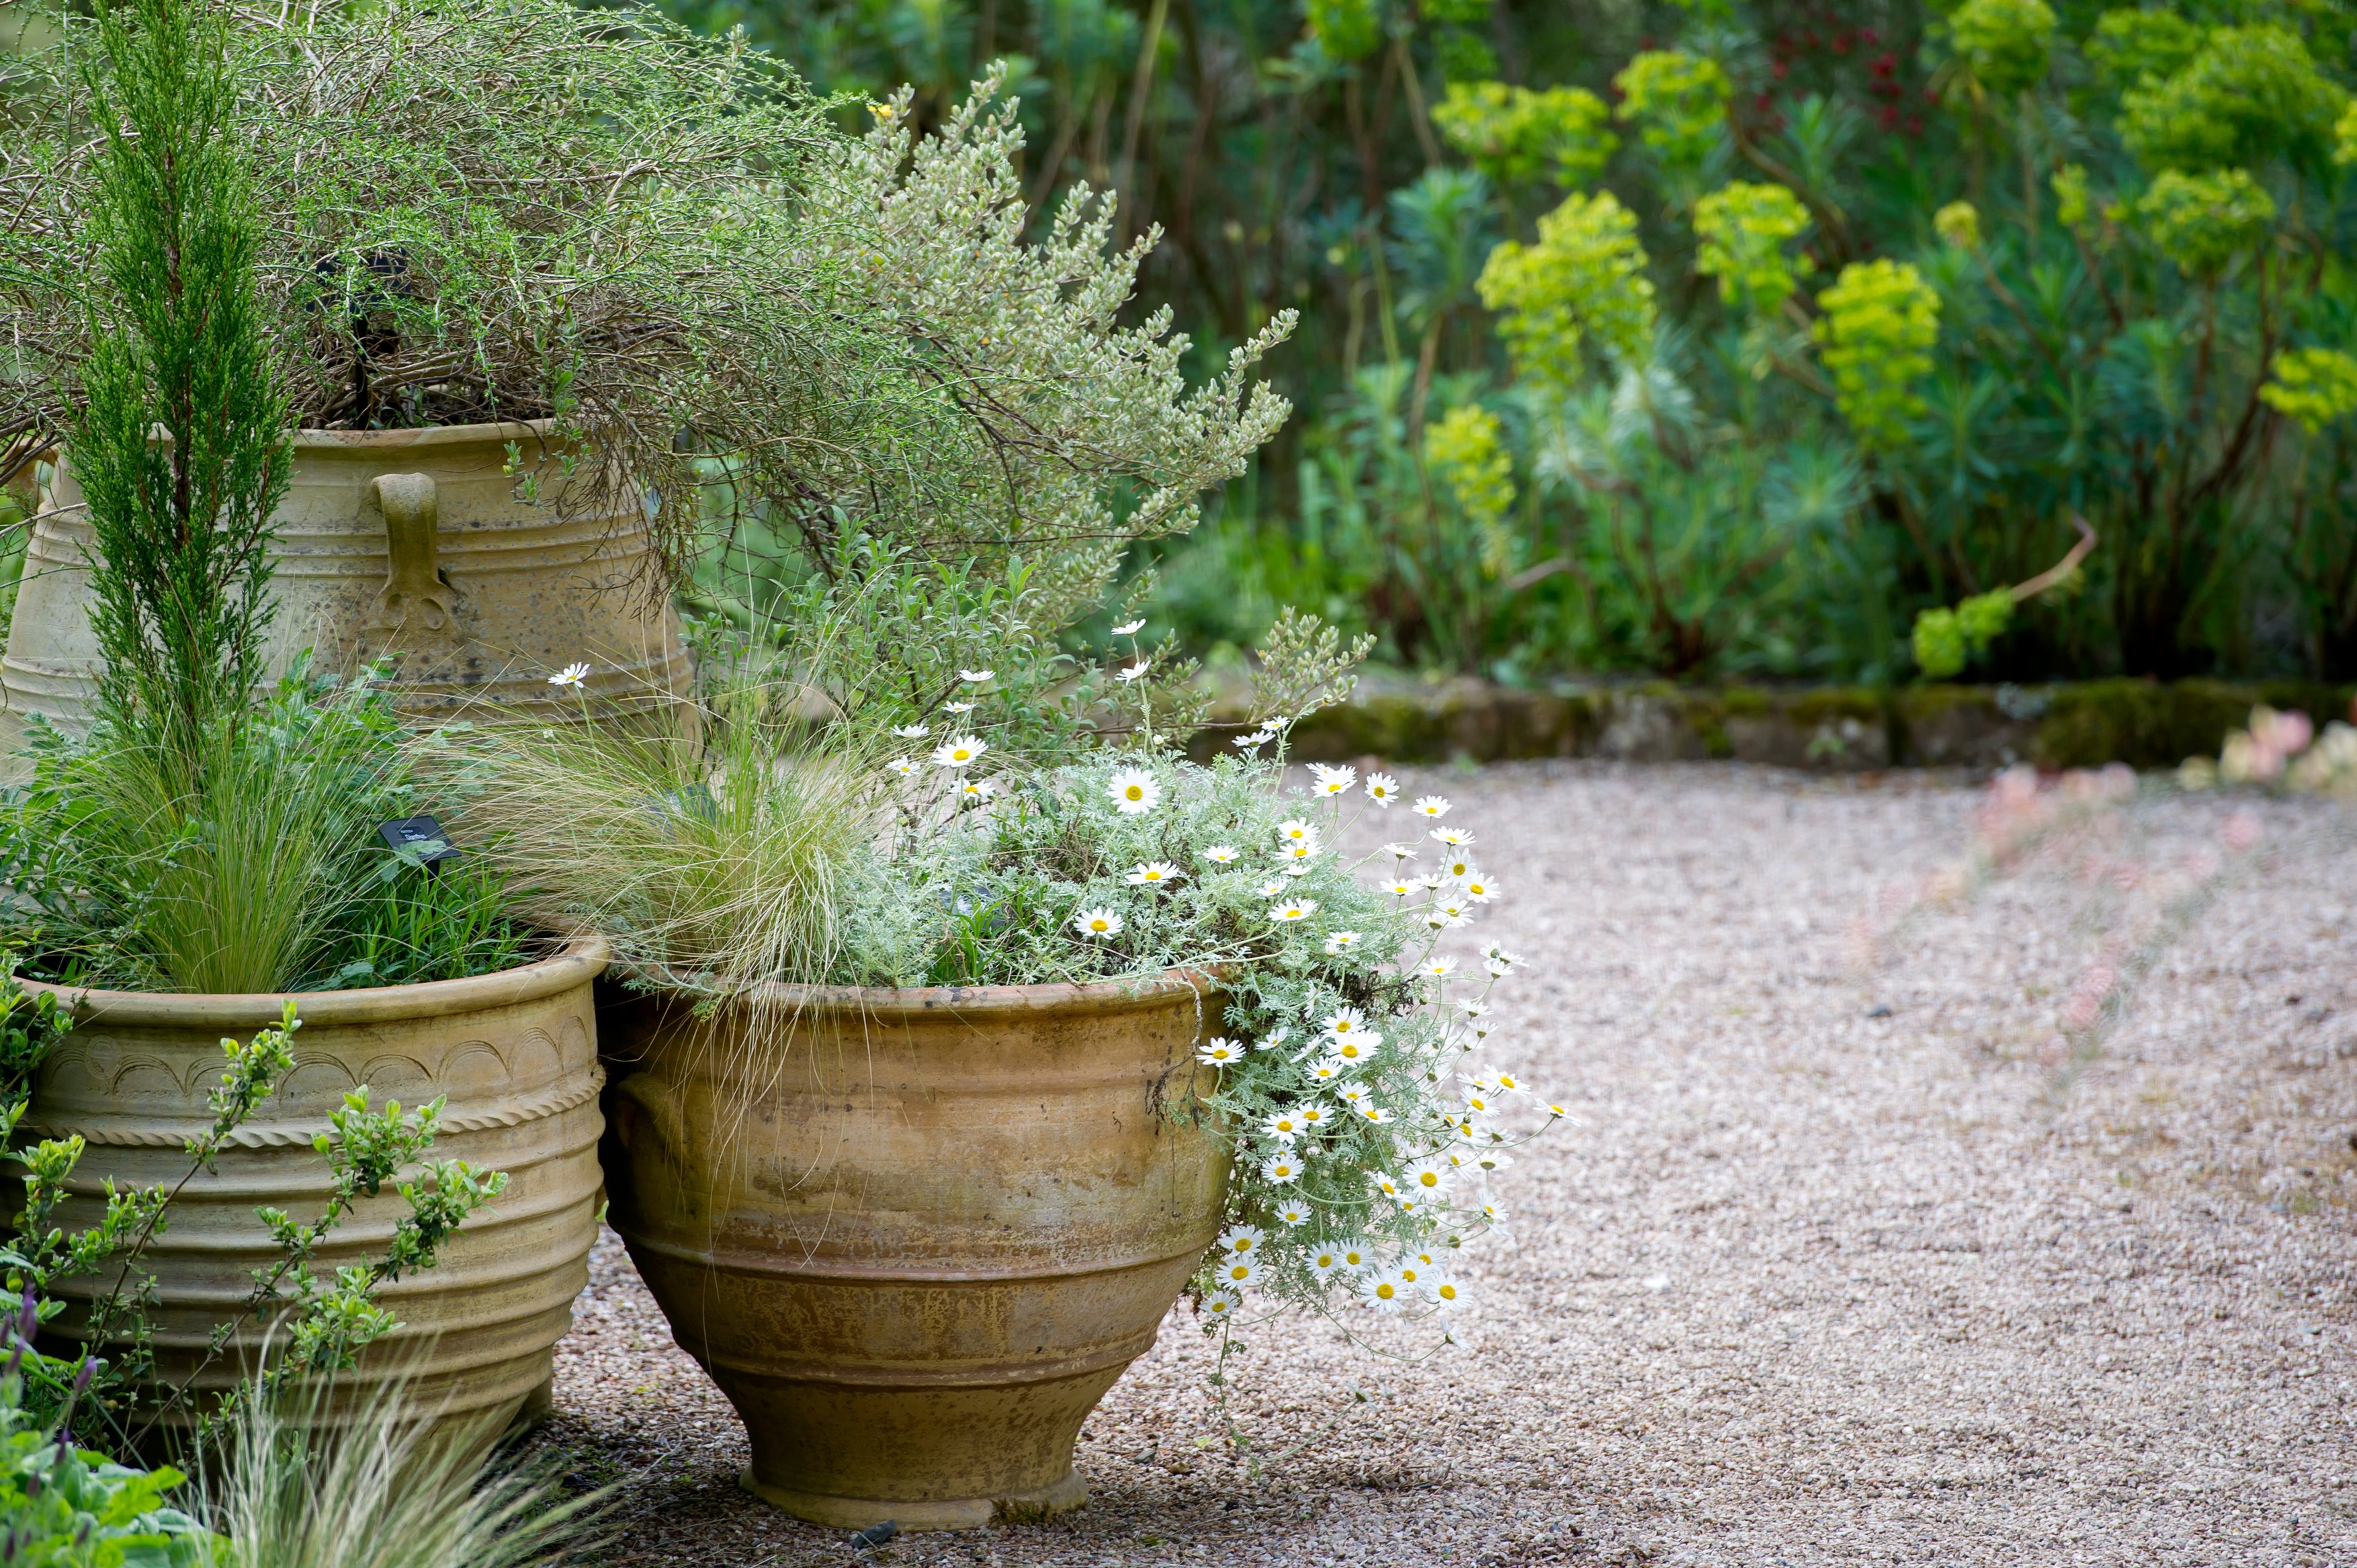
1190,678,2357,771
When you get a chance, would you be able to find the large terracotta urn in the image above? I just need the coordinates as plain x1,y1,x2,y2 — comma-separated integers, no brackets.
1,422,688,748
599,974,1230,1531
21,937,609,1444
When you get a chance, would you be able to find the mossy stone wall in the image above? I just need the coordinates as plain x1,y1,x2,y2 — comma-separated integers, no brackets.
1190,678,2357,771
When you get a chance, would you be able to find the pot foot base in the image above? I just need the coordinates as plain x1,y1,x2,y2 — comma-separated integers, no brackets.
738,1465,1088,1532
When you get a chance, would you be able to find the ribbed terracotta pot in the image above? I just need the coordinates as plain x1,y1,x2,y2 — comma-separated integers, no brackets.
599,974,1230,1531
20,937,609,1444
1,422,687,750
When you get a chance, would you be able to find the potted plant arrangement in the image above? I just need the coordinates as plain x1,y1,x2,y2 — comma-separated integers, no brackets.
0,0,605,1450
445,78,1561,1531
0,0,873,736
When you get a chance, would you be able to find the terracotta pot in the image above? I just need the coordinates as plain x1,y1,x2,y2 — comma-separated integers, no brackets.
20,937,609,1443
1,422,688,748
599,974,1230,1531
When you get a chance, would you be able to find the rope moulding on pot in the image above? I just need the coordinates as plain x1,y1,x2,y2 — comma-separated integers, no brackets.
17,934,611,1447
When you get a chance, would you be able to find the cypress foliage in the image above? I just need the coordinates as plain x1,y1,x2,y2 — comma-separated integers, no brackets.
72,0,285,750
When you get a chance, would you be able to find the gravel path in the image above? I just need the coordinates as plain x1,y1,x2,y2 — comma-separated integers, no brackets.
532,763,2357,1567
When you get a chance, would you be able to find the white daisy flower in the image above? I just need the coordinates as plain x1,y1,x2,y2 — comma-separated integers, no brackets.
1269,899,1319,922
1413,795,1451,819
957,777,997,805
1427,1273,1465,1307
959,668,994,683
1281,862,1313,879
547,662,591,687
1203,845,1240,865
1322,1008,1369,1040
1219,1225,1267,1256
1360,1270,1409,1313
1277,818,1318,845
1328,1035,1376,1063
1337,1239,1375,1273
1422,957,1458,979
1355,1103,1394,1127
1256,879,1289,898
1366,773,1400,806
1304,1057,1346,1085
1479,1199,1509,1226
1482,943,1522,969
1430,826,1475,848
1116,660,1150,683
1461,1084,1498,1117
1072,907,1125,939
1294,1104,1331,1129
1111,619,1146,636
1127,861,1183,887
1262,1109,1305,1143
1471,1147,1512,1176
1257,1027,1291,1052
887,757,920,777
1273,1199,1314,1225
1332,1080,1374,1108
1491,1069,1529,1094
1108,767,1161,814
1439,1147,1481,1178
1309,763,1357,797
1283,840,1319,865
1461,1000,1492,1020
1233,731,1269,750
1322,930,1362,955
1384,842,1418,861
1370,1172,1409,1205
1406,1160,1450,1196
1429,899,1475,928
1196,1037,1242,1066
1201,1287,1240,1319
1310,1246,1345,1281
892,722,929,738
1460,871,1501,902
932,734,988,767
1394,1257,1429,1292
943,700,977,714
1213,1256,1262,1289
1383,878,1418,898
1439,853,1475,881
1543,1100,1569,1119
1262,1151,1306,1185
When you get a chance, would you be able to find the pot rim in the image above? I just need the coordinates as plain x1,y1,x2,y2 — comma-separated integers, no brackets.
618,963,1224,1022
285,419,558,453
38,421,564,466
21,932,608,1029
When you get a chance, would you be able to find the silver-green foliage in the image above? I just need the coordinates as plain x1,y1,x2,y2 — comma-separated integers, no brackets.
851,746,1553,1334
4,8,1293,593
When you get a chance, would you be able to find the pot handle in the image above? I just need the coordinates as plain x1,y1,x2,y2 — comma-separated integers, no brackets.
370,472,458,633
609,1070,686,1162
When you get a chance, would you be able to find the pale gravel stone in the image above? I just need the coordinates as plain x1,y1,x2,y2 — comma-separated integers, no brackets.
532,763,2357,1566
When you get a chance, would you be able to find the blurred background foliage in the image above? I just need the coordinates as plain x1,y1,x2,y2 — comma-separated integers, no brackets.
17,0,2357,686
